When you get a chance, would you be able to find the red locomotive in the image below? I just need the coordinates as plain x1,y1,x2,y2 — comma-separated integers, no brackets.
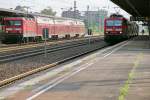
2,15,85,43
104,14,138,43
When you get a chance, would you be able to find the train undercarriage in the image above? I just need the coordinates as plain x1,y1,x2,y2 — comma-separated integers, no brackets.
1,33,82,44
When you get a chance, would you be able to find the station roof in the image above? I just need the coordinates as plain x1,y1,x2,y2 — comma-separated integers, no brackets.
111,0,150,17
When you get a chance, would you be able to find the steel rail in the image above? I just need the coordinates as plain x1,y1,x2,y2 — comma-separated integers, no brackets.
0,39,102,63
0,36,102,53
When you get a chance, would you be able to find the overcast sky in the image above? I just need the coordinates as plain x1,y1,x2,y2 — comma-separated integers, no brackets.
0,0,130,18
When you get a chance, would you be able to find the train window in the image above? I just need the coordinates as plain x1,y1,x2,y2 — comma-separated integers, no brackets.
5,20,22,26
114,20,122,26
106,20,122,26
106,20,114,26
122,20,127,25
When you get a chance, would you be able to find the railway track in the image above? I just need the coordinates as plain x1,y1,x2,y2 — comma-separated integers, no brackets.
0,40,97,63
0,36,102,53
0,38,108,87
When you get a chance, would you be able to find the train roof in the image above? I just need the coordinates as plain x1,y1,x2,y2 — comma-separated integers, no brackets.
4,16,84,24
4,16,84,25
105,17,127,21
4,17,35,20
109,13,124,18
0,8,34,18
4,14,84,22
106,13,128,21
0,8,83,22
32,13,83,22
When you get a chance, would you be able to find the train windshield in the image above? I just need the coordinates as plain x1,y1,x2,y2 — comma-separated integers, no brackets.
5,20,22,26
106,20,122,26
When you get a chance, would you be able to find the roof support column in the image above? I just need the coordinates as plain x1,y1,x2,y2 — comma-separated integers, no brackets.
148,20,150,36
148,0,150,36
149,0,150,15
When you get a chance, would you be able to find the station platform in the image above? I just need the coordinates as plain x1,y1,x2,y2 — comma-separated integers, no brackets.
0,36,150,100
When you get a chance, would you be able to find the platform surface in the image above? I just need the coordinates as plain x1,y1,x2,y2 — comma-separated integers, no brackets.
0,36,150,100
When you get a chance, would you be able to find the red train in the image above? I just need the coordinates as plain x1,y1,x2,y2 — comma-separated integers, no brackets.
2,15,85,43
104,14,139,43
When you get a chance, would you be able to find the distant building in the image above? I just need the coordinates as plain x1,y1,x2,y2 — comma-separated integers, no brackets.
84,10,108,35
61,9,108,35
61,10,81,19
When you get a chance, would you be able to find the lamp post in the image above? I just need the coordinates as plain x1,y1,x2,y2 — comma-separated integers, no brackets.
86,5,91,44
23,6,31,43
44,29,47,58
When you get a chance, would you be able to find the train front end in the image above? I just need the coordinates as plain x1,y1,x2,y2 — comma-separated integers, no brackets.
104,18,125,42
3,17,23,43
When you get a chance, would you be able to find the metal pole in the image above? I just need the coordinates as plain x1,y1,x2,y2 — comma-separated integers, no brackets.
74,0,77,19
87,5,89,31
87,5,91,44
148,20,150,36
98,8,100,34
44,29,47,58
27,8,29,43
24,6,30,43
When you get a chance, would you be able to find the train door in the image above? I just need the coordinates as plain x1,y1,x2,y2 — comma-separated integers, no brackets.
42,28,49,39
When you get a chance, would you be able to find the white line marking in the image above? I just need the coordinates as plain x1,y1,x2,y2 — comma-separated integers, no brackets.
0,60,82,98
32,62,93,93
27,63,93,100
82,41,129,61
26,41,129,100
103,41,129,58
21,60,82,86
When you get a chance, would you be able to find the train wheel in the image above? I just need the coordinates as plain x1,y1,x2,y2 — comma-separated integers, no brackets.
22,37,27,43
35,36,42,43
17,36,23,45
65,34,70,39
75,34,79,38
51,35,58,40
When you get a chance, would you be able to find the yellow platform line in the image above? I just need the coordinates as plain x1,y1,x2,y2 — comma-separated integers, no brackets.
118,53,143,100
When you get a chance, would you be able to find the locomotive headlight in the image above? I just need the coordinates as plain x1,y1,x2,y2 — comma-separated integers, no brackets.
120,32,122,34
15,28,21,30
6,28,13,31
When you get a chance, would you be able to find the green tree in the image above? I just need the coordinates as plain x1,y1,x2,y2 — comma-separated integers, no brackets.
41,7,56,16
15,5,26,12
